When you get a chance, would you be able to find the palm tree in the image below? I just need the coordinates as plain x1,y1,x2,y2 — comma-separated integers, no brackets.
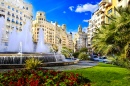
92,5,130,59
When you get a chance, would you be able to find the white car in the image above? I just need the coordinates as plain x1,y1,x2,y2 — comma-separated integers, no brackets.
99,56,111,63
92,55,99,61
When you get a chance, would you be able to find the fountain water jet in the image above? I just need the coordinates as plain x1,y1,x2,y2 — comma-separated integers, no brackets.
36,28,50,53
7,27,19,52
0,17,5,51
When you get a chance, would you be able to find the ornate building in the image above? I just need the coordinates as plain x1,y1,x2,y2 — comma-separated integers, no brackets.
73,25,87,52
32,12,74,50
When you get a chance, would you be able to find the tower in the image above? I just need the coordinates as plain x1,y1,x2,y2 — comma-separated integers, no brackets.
78,25,82,33
62,24,66,31
36,12,46,21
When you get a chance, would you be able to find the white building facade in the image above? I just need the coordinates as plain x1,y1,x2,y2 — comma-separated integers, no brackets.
0,0,33,43
87,0,107,49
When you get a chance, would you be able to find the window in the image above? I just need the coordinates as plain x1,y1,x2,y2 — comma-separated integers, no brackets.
118,0,122,2
20,12,22,14
12,13,15,17
26,7,28,10
16,27,18,30
5,42,8,46
16,15,19,19
8,6,10,9
12,8,14,11
108,8,112,14
12,19,14,23
16,21,19,24
16,10,18,13
7,12,10,15
20,22,22,25
1,2,4,6
7,17,10,21
20,17,22,20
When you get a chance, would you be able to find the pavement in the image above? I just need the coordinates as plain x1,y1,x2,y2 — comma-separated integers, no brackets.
40,61,98,71
0,61,98,72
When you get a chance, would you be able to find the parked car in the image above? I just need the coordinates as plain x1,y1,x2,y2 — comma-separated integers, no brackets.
92,55,99,61
99,56,111,63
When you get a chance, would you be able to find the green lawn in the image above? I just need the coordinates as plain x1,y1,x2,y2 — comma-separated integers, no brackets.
66,63,130,86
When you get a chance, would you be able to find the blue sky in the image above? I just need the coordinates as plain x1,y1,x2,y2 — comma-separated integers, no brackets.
25,0,101,33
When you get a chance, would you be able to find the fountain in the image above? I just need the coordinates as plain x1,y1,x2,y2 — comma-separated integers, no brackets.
0,17,5,51
0,16,76,66
36,28,50,53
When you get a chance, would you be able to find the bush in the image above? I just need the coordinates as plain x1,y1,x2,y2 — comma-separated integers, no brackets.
25,57,42,69
73,52,80,58
78,52,89,60
112,57,130,69
79,47,88,53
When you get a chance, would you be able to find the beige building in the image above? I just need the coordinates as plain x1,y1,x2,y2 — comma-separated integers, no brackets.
32,12,73,50
73,25,87,52
105,0,130,24
0,0,33,43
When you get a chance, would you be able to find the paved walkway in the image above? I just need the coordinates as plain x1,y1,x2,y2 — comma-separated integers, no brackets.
41,61,98,71
0,61,98,72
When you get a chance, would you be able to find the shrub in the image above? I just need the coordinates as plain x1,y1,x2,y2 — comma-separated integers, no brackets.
112,57,130,69
73,52,80,58
78,52,89,60
79,47,88,53
25,57,42,69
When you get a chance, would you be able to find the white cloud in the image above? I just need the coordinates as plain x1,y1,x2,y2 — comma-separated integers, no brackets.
63,11,66,13
83,19,89,23
75,3,98,13
82,27,87,33
69,6,74,11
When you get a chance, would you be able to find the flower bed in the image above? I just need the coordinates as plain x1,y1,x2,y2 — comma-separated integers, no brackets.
0,69,90,86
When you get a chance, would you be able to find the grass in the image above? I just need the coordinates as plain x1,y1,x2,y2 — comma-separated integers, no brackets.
66,63,130,86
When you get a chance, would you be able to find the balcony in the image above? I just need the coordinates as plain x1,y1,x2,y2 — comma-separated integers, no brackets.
99,0,107,6
105,2,112,8
99,6,105,13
